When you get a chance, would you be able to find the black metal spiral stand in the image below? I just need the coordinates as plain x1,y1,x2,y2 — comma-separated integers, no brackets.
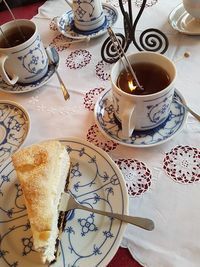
101,0,169,63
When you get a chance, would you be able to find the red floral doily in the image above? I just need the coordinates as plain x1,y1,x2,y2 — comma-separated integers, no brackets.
86,124,118,152
115,159,152,197
104,0,127,7
83,87,105,111
65,49,92,69
163,145,200,184
49,19,58,31
135,0,158,7
49,34,72,52
95,60,111,81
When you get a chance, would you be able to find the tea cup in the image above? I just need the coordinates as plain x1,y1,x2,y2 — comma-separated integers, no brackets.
111,51,176,139
0,19,48,85
183,0,200,19
65,0,106,32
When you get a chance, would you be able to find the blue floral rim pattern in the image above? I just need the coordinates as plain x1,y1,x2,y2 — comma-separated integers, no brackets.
72,16,108,35
94,89,188,147
0,137,128,267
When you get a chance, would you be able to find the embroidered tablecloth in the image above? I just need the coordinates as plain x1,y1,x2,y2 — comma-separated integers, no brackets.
0,0,200,267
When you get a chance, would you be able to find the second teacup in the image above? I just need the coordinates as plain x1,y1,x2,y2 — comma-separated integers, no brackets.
111,52,176,139
65,0,106,32
0,19,48,85
183,0,200,19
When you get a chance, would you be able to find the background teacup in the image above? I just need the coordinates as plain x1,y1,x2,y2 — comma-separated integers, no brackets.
183,0,200,19
111,52,176,139
65,0,106,32
0,19,48,85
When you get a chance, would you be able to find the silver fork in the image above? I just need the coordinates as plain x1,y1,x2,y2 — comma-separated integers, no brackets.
46,46,70,101
174,95,200,122
59,192,154,231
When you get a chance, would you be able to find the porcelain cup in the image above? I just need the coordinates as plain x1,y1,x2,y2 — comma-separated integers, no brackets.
65,0,106,32
111,52,176,139
0,19,48,85
183,0,200,19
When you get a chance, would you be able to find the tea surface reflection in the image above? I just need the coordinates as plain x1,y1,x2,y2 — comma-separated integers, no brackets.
117,62,171,95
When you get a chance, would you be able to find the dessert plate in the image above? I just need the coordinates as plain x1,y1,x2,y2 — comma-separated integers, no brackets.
0,100,30,165
0,48,59,93
0,137,128,267
168,3,200,35
94,89,188,147
56,4,118,40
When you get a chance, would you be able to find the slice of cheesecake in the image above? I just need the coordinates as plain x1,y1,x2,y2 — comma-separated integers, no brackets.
12,140,70,264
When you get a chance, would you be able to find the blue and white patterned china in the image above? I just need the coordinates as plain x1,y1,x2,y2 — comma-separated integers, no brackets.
65,0,106,32
0,100,30,166
0,19,48,85
111,52,177,139
56,4,118,39
0,48,59,93
94,89,188,147
0,137,128,267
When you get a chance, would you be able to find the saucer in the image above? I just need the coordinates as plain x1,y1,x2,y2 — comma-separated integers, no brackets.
0,48,59,93
56,4,118,40
94,89,188,148
168,3,200,35
0,100,30,165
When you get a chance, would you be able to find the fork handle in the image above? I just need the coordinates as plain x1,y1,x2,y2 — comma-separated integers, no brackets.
75,203,154,231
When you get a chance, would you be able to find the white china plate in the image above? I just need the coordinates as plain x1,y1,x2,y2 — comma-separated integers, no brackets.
168,3,200,35
0,100,30,166
56,4,118,40
0,48,59,93
94,89,188,147
0,137,128,267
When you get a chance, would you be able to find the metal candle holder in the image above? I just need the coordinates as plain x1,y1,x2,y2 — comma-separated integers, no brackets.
101,0,169,63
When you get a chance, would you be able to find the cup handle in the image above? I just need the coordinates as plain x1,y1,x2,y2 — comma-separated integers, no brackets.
0,54,18,85
64,0,73,8
121,105,136,138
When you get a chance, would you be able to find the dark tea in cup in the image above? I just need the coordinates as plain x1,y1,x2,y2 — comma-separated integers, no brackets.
0,25,34,48
117,62,171,95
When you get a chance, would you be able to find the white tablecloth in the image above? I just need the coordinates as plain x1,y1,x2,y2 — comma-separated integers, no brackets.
0,0,200,266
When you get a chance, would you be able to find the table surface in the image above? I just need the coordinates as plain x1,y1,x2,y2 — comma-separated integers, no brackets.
0,1,200,267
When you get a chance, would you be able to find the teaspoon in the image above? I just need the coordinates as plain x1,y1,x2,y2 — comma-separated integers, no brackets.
46,46,70,101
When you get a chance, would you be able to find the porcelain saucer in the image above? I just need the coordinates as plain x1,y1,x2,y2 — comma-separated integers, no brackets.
94,89,188,148
169,3,200,35
0,48,59,94
0,100,30,165
56,4,118,40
